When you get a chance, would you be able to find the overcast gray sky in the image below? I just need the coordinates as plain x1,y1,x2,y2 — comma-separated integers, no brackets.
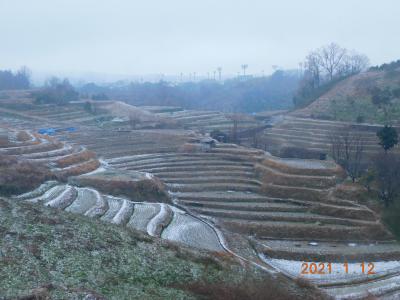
0,0,399,81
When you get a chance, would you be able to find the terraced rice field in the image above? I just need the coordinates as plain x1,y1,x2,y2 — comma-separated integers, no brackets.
0,128,100,177
106,139,400,299
142,106,261,133
14,182,223,252
247,116,400,158
63,129,192,158
2,98,400,298
14,102,112,127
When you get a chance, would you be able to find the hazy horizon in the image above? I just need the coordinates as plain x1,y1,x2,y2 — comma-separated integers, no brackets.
1,0,399,83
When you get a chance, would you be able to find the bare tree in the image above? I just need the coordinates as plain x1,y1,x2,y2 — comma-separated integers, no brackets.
329,126,365,182
251,131,262,148
128,111,142,129
304,51,322,88
373,153,400,207
227,114,246,144
300,43,369,88
318,43,347,81
342,51,370,75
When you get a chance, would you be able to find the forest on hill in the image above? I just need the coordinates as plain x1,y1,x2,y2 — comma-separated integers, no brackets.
79,70,300,113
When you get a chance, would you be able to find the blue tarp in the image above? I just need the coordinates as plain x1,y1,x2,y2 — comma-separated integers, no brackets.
38,128,56,135
38,127,76,135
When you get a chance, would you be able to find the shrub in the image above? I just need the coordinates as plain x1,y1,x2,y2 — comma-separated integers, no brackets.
356,115,365,123
33,78,78,105
56,159,100,180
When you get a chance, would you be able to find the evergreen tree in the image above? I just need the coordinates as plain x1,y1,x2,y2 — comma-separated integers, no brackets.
377,125,398,152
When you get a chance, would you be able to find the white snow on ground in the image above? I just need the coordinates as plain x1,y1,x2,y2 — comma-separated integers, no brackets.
66,188,98,214
147,203,167,236
22,143,72,159
0,136,49,152
14,181,58,200
127,203,160,232
144,172,153,179
45,185,75,208
268,156,335,169
28,185,66,203
261,256,400,285
162,211,223,252
325,274,400,300
84,189,108,217
101,196,124,222
111,199,134,224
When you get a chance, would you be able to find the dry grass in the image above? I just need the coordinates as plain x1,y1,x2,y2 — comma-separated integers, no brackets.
260,183,326,202
222,220,391,241
310,204,376,221
55,150,96,168
16,131,31,142
56,159,100,179
4,141,62,155
160,239,231,270
178,143,202,153
332,182,369,203
0,136,11,147
256,164,336,189
176,273,329,300
0,155,53,196
69,173,170,202
261,158,345,177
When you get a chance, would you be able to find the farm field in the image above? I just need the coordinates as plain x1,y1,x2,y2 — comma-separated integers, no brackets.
244,115,400,160
1,94,400,299
140,106,262,133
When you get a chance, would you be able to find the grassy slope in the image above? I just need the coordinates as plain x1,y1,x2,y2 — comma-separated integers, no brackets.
0,197,329,300
0,197,241,299
293,69,400,123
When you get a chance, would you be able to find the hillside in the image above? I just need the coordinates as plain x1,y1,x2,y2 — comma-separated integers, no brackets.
292,66,400,124
1,90,400,299
0,196,330,300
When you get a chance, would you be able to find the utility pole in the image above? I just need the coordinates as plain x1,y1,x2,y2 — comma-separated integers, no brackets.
217,67,222,81
241,64,248,76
